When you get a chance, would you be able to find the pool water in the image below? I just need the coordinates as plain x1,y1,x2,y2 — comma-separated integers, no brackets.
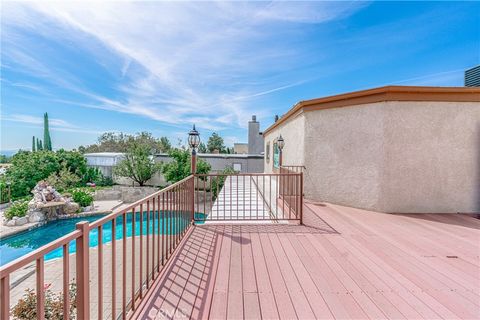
0,211,205,266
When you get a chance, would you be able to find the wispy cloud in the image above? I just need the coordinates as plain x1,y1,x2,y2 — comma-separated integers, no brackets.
1,114,107,135
2,114,77,128
1,1,366,131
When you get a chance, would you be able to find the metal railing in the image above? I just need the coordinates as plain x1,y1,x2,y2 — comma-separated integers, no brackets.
193,173,303,223
280,165,306,173
0,176,195,320
0,171,303,319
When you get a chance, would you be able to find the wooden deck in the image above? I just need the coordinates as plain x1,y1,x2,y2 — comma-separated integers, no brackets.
135,201,480,319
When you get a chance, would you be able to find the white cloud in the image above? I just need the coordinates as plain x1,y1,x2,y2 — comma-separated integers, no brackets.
1,1,366,132
2,114,77,128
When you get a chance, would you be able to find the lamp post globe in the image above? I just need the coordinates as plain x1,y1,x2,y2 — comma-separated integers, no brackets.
188,124,200,149
277,134,285,151
188,125,200,174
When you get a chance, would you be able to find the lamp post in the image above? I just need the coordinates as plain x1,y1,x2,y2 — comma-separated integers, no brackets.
188,125,200,174
277,134,285,167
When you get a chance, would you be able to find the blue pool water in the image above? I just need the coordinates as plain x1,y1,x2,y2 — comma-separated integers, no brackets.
0,212,205,266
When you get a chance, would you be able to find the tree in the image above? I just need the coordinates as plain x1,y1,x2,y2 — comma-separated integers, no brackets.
198,142,207,153
159,137,172,152
0,155,10,163
207,133,225,153
113,141,161,186
44,113,52,151
79,132,172,154
36,138,43,151
161,149,211,183
3,150,89,200
32,136,36,152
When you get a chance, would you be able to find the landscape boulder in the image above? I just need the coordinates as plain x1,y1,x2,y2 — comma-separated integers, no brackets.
6,219,16,227
28,211,45,223
15,217,28,226
64,202,80,215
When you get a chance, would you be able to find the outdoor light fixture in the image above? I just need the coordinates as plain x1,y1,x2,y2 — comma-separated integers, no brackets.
277,134,285,150
188,124,200,174
188,124,200,149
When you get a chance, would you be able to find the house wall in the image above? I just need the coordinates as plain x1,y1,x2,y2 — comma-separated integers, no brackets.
302,101,480,213
264,112,305,173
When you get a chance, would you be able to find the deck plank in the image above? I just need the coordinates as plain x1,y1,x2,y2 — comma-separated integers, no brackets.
209,225,232,320
135,201,480,320
226,230,244,320
250,232,280,320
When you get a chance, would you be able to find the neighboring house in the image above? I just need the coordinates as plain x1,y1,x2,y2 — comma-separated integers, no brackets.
84,152,124,177
156,153,263,173
263,85,480,214
84,151,264,187
233,143,248,154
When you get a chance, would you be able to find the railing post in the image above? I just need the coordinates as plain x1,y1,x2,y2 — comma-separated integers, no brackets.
75,221,90,320
190,176,195,223
299,172,304,225
1,275,9,320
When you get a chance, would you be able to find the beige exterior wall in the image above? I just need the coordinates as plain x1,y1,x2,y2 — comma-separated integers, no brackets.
304,102,385,209
266,100,480,213
264,112,306,173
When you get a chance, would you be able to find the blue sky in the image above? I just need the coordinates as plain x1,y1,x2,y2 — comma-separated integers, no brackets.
1,1,479,152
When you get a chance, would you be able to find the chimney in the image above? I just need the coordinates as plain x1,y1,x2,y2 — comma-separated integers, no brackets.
248,115,263,154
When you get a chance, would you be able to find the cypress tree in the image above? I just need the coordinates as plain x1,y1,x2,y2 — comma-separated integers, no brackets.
32,136,36,152
37,138,43,151
44,113,52,151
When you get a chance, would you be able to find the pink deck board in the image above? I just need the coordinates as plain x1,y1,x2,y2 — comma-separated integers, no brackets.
135,201,480,320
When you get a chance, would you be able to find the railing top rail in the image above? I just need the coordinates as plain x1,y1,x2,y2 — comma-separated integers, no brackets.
195,172,301,177
0,229,82,277
281,165,306,168
89,175,194,229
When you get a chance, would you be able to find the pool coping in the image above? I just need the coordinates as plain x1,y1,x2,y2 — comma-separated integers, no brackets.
0,210,112,241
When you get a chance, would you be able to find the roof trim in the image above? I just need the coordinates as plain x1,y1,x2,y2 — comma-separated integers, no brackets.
263,85,480,135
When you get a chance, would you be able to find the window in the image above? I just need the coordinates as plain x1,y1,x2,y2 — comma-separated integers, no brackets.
233,163,242,172
273,142,280,168
266,142,270,163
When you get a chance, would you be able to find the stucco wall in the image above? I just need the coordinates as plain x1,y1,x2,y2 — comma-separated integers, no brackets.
302,101,480,213
264,112,305,173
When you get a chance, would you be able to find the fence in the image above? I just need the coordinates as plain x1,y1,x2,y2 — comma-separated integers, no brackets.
193,173,303,223
0,171,302,319
0,176,195,320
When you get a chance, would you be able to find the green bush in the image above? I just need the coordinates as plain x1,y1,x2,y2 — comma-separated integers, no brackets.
161,148,211,183
46,167,82,192
4,150,88,200
71,189,94,207
83,167,113,186
211,166,236,200
4,200,29,220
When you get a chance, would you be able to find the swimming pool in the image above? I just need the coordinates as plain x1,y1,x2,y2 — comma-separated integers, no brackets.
0,211,205,266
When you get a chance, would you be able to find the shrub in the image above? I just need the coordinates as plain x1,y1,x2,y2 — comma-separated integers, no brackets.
11,283,77,320
46,167,82,192
211,166,236,200
114,141,161,186
71,189,94,207
5,150,87,200
161,148,211,184
0,179,9,204
4,200,29,220
83,167,113,187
